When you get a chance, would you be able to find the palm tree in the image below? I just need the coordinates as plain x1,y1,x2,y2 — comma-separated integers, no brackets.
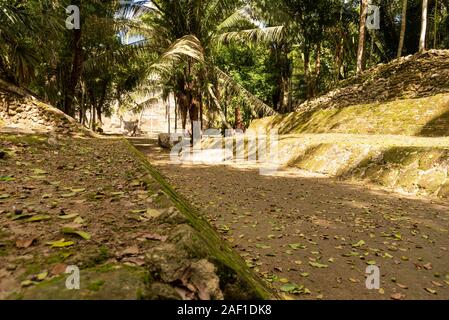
123,0,281,134
419,0,428,52
0,0,63,85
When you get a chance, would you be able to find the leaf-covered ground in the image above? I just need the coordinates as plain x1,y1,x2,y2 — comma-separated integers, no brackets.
134,137,449,300
0,134,271,300
0,134,173,299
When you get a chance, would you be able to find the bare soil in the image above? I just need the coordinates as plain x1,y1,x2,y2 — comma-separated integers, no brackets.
133,137,449,300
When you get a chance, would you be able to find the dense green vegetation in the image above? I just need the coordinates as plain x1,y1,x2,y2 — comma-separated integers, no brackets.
1,0,449,131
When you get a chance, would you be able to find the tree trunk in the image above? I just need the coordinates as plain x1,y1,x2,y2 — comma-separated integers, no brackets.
96,81,108,127
174,93,178,132
234,106,244,131
397,0,408,58
189,97,199,145
64,24,83,117
166,98,170,134
91,105,96,131
199,93,203,130
356,0,369,74
303,43,311,99
312,43,321,98
335,37,344,81
96,106,102,126
419,0,428,52
335,5,345,81
433,0,438,48
176,92,188,130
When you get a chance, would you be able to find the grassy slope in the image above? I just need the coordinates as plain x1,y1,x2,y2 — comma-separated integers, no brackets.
251,94,449,137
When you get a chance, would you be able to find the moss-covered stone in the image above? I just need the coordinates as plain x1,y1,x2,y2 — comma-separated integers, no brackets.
14,266,147,300
417,170,447,194
418,150,444,170
437,183,449,198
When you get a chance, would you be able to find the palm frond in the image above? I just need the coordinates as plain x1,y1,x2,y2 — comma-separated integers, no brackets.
216,8,250,32
214,26,285,45
148,35,205,74
215,68,277,117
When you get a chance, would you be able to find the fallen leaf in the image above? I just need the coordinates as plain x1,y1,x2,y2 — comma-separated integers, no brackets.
36,271,48,281
50,263,67,275
33,169,47,175
10,213,33,221
122,245,139,256
397,283,408,289
122,257,145,266
391,293,405,300
256,244,271,249
27,215,52,222
46,239,75,248
73,217,84,224
423,263,433,270
15,237,36,249
309,261,328,268
61,227,91,240
280,283,303,294
61,192,77,198
21,280,35,287
352,240,365,248
431,281,443,287
58,213,79,220
140,233,167,242
289,243,306,250
425,288,437,294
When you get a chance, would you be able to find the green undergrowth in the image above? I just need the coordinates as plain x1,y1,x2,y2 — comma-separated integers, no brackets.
0,134,46,145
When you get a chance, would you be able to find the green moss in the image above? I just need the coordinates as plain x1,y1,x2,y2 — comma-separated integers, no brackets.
251,94,449,137
418,150,443,170
438,183,449,198
94,263,115,273
44,250,73,264
87,280,106,292
83,246,110,268
0,134,46,145
417,170,446,194
22,262,42,278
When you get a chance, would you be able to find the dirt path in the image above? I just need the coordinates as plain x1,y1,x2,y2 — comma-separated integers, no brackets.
132,137,449,300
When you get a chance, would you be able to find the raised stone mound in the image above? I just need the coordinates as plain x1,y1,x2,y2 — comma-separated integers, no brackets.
251,50,449,137
296,49,449,113
0,79,93,136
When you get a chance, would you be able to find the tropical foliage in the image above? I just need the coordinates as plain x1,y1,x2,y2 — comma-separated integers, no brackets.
1,0,449,131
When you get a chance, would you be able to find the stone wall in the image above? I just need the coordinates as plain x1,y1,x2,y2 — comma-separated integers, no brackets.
0,80,92,136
